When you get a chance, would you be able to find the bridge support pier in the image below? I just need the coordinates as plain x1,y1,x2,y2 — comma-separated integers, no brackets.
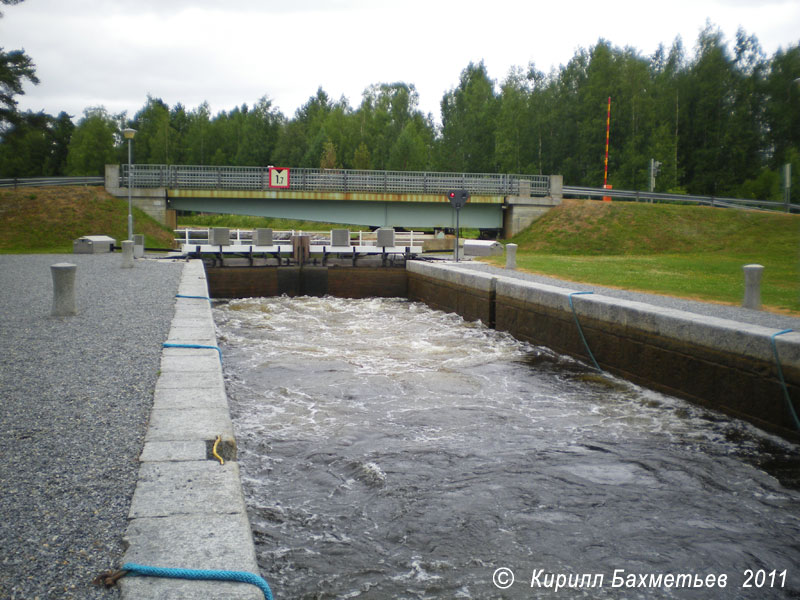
105,165,176,228
502,176,562,238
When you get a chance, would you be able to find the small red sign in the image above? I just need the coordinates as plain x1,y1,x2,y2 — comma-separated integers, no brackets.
269,167,290,188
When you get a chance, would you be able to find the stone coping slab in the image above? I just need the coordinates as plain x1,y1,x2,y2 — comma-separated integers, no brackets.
121,514,262,600
121,259,265,600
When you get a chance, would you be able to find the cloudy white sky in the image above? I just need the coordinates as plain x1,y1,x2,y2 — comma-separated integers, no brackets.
3,0,799,123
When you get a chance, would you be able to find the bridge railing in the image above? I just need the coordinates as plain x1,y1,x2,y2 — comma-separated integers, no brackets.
120,165,552,197
0,176,104,188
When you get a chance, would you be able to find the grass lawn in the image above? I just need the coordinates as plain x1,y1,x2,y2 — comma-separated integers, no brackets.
0,186,176,252
486,252,799,313
484,199,800,315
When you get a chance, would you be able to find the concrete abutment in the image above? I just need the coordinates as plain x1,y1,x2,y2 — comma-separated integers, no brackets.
105,164,176,228
503,175,563,237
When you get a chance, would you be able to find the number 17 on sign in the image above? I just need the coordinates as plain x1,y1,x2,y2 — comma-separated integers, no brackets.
269,167,290,188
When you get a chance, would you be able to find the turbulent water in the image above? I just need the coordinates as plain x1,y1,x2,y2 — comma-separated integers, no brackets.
214,296,800,599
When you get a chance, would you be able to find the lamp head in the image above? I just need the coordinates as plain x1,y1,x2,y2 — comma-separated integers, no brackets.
122,128,137,140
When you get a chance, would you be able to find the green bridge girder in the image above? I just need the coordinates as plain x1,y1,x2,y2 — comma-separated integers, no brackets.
167,189,506,229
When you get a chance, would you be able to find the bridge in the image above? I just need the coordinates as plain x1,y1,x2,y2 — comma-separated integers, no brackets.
104,165,563,237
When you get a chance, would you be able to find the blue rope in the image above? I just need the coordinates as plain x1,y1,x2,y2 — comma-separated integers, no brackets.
176,294,212,302
122,563,273,600
163,342,222,364
568,291,602,372
770,329,800,431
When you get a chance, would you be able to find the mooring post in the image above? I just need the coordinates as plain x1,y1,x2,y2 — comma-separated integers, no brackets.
292,235,310,265
742,264,764,310
51,262,77,316
133,234,145,258
506,243,518,270
121,240,134,268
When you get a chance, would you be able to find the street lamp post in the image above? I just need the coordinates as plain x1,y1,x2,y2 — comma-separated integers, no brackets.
787,79,800,213
123,128,137,241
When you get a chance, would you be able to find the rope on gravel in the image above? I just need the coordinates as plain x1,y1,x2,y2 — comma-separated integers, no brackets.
95,563,274,599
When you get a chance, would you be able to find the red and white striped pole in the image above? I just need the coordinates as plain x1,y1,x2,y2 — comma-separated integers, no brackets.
603,96,612,202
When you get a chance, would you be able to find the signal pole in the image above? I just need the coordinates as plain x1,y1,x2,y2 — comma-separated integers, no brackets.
448,190,470,262
603,97,612,201
784,163,792,212
649,158,662,193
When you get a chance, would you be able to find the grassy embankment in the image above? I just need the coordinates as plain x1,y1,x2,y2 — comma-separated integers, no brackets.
0,186,176,253
484,199,800,315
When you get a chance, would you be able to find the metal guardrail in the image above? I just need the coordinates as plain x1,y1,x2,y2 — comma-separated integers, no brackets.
121,165,552,197
0,176,105,188
175,228,427,246
563,185,799,213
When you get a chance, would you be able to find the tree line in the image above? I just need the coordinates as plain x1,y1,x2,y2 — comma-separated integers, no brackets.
1,22,799,201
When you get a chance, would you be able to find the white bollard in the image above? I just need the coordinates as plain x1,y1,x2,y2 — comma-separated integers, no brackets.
51,263,77,316
121,240,134,269
742,264,764,310
133,234,145,258
506,243,518,270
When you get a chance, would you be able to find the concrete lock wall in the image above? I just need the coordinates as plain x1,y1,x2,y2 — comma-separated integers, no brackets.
406,261,497,325
406,261,800,440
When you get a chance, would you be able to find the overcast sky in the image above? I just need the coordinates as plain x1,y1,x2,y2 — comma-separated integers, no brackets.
3,0,799,124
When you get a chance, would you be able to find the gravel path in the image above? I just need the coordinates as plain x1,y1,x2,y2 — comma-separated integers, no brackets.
0,254,183,600
452,260,800,331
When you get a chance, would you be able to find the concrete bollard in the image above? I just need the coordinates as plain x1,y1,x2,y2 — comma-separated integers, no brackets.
331,229,350,247
51,263,77,316
253,228,273,246
506,243,518,270
121,240,134,269
133,234,145,258
742,264,764,310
